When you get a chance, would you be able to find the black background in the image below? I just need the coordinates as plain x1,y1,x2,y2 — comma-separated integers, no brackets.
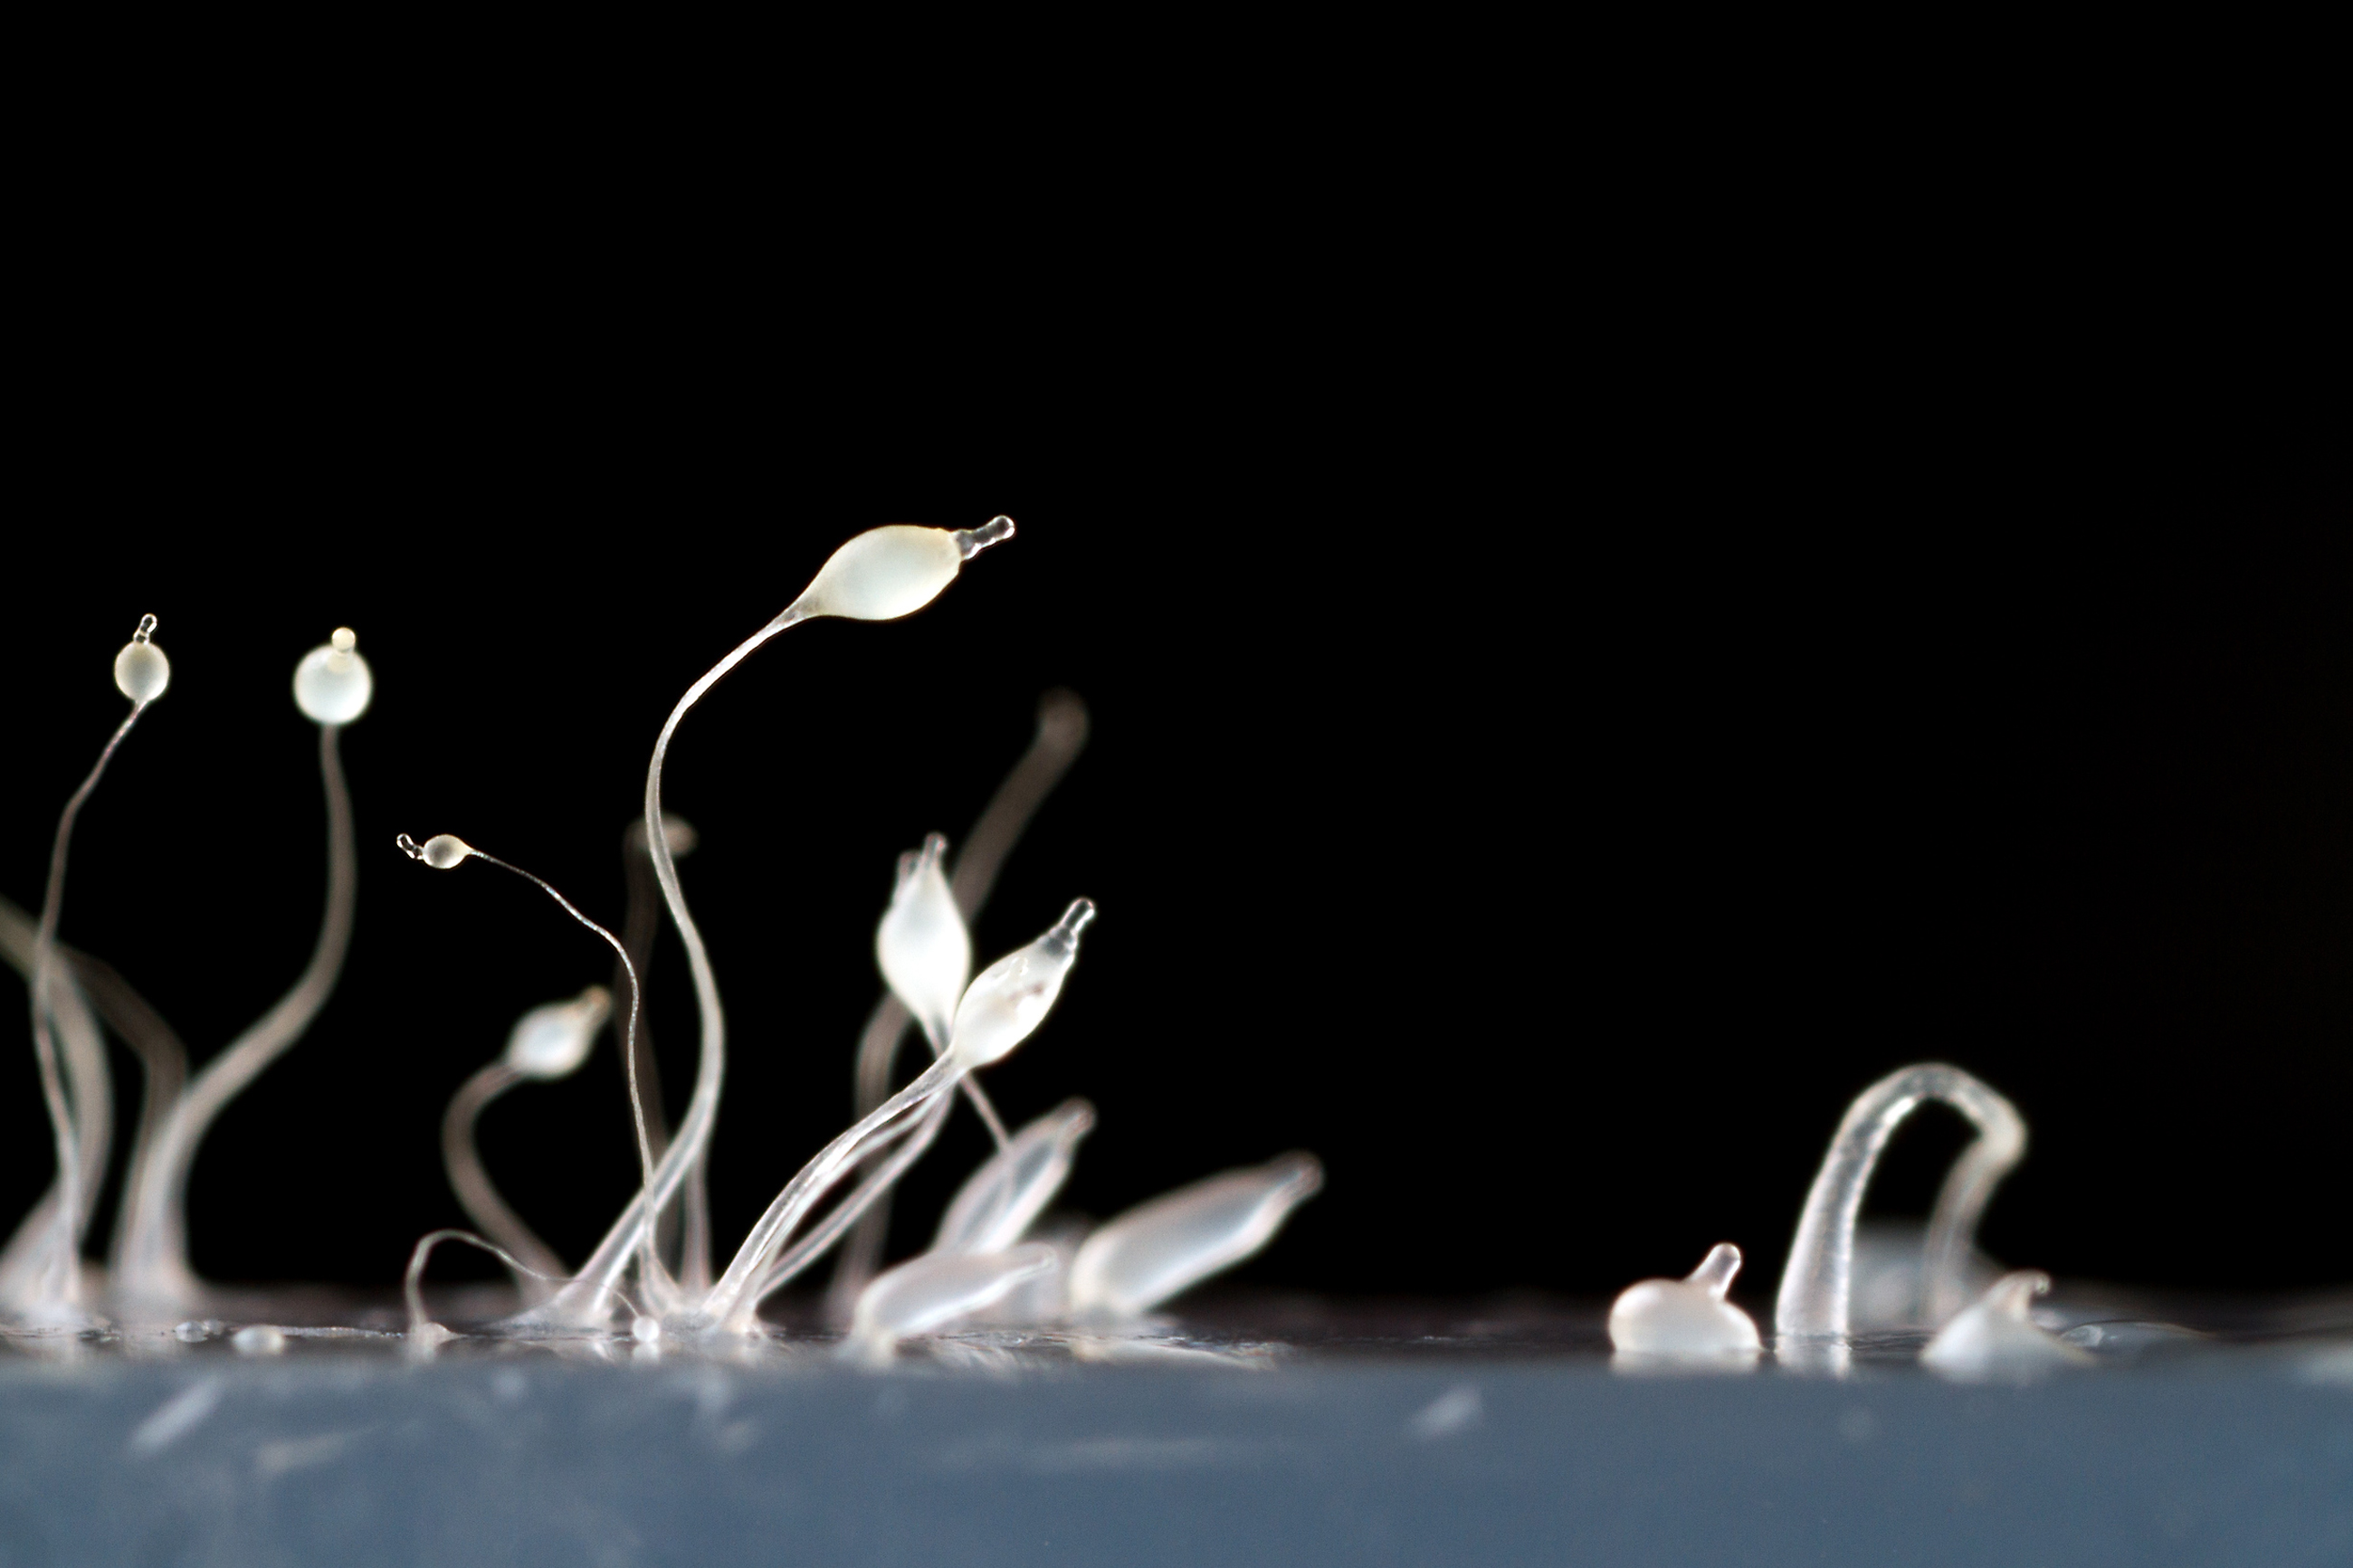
2,128,2345,1315
5,461,2346,1316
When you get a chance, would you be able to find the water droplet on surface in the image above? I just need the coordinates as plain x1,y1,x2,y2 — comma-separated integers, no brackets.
232,1325,287,1356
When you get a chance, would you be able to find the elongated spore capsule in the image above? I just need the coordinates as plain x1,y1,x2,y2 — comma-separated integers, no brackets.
1067,1154,1323,1321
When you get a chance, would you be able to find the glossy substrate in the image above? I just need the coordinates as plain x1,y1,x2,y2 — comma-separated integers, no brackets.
4,1291,2348,1566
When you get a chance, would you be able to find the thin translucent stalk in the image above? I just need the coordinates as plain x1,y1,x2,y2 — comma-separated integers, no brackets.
1,898,187,1279
24,702,148,1309
431,843,669,1310
1921,1106,2027,1326
460,851,653,1192
522,607,805,1328
703,1052,967,1332
55,946,184,1246
754,1092,955,1303
616,819,712,1291
615,822,679,1268
404,1228,569,1342
114,724,355,1306
831,690,1088,1304
441,1062,567,1297
0,903,113,1306
1773,1062,2026,1345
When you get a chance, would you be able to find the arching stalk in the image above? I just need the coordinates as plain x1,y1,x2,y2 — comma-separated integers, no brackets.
1773,1062,2025,1350
441,1061,569,1295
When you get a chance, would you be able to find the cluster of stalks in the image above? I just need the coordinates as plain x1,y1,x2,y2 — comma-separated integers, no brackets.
7,525,1321,1358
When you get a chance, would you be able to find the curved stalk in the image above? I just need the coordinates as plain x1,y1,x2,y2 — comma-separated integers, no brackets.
404,1228,569,1347
441,1062,568,1297
616,816,712,1290
113,724,356,1307
519,608,806,1328
755,1092,955,1304
1773,1062,2026,1347
23,700,151,1313
1921,1104,2027,1326
521,520,1015,1331
702,1051,968,1332
53,946,185,1244
0,904,113,1308
1,898,183,1301
405,835,656,1316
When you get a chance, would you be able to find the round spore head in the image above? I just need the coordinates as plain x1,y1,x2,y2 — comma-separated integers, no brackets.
294,628,373,723
504,986,612,1079
113,616,170,703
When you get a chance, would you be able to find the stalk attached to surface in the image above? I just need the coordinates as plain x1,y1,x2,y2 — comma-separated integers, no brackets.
13,615,168,1319
112,628,374,1310
1774,1062,2026,1354
515,520,1017,1330
831,690,1090,1310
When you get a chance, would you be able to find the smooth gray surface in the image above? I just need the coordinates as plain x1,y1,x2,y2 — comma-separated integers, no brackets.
2,1351,2349,1567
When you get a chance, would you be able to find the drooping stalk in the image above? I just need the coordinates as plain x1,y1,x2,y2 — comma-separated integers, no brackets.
1773,1062,2026,1347
114,724,356,1307
402,833,659,1312
404,1228,567,1348
1920,1098,2029,1326
441,1062,569,1295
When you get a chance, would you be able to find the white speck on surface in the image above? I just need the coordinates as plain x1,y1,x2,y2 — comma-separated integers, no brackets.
1408,1384,1482,1440
2301,1344,2353,1385
127,1377,224,1457
232,1325,288,1356
255,1430,362,1480
1026,1437,1223,1472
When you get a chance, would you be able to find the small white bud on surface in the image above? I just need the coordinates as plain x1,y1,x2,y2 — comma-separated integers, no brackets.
1607,1244,1762,1361
231,1325,287,1356
1921,1270,2092,1382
